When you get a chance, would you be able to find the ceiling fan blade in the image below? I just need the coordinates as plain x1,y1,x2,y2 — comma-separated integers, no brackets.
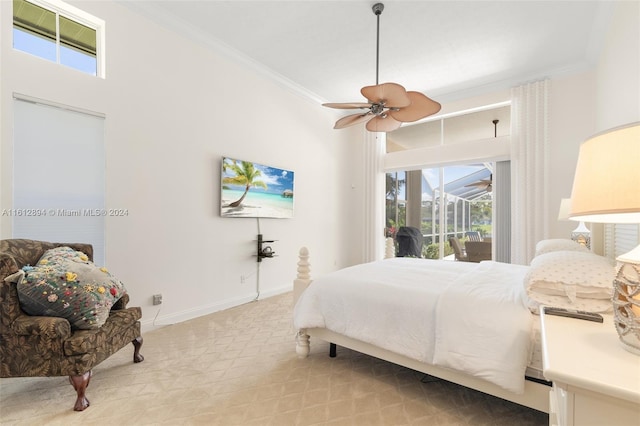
322,102,372,110
361,83,411,108
366,115,402,132
334,112,373,129
465,180,491,188
389,92,442,123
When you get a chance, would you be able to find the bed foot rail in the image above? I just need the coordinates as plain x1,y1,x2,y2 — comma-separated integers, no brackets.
296,330,310,358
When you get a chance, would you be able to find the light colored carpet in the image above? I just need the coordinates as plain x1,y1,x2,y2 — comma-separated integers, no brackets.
0,292,547,425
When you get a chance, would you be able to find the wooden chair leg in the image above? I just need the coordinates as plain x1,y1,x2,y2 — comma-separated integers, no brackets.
132,336,144,363
69,370,92,411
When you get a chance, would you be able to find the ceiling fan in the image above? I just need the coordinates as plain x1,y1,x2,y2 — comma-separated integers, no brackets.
322,3,441,132
465,175,493,193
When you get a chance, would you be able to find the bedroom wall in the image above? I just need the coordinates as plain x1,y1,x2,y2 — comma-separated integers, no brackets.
0,1,362,329
518,1,639,248
592,0,640,255
595,1,640,131
547,71,597,240
574,1,639,254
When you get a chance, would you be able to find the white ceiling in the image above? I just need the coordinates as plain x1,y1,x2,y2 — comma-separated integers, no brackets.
120,0,613,106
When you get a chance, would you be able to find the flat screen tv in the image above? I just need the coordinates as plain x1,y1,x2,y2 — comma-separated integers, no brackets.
220,157,294,218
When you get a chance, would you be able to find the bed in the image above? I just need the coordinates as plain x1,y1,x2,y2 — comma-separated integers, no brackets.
292,245,551,413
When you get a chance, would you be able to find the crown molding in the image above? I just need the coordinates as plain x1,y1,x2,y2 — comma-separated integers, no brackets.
116,1,326,106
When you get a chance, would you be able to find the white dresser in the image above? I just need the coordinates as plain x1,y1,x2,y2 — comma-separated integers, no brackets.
540,311,640,426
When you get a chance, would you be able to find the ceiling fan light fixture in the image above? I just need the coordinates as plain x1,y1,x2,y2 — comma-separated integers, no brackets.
322,3,441,133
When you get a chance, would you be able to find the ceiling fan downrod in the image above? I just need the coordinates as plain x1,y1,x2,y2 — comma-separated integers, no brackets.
321,1,441,132
373,3,384,85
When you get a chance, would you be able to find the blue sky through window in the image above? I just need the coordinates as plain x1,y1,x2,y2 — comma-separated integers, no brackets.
13,28,97,75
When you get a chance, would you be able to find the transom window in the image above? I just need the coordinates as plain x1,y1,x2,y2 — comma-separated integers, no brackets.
12,0,104,76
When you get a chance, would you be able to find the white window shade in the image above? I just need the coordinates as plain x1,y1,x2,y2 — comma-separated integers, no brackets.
13,97,105,264
605,223,640,260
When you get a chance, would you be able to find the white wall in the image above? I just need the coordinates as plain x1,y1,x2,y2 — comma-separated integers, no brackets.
0,1,363,329
595,1,640,131
521,1,639,247
592,1,640,255
547,71,597,240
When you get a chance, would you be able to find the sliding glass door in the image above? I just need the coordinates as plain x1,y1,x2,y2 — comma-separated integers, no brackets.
386,163,494,260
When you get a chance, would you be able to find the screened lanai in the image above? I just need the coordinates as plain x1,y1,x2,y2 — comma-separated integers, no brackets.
384,104,509,260
386,164,494,259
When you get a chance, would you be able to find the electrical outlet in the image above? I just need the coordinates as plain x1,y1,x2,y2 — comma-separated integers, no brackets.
152,294,162,305
241,275,247,284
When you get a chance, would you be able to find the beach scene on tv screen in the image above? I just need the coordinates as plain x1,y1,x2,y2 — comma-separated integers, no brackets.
221,157,294,218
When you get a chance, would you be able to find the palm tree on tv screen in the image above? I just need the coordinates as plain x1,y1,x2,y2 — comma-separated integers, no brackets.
223,161,267,207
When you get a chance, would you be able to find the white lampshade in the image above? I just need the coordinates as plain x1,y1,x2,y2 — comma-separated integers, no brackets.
569,122,640,355
569,122,640,223
557,198,571,221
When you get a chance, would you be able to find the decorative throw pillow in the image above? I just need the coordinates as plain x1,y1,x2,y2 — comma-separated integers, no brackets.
534,239,590,257
14,246,127,330
524,250,615,313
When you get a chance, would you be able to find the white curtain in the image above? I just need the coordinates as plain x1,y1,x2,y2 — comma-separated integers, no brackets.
510,80,550,265
363,130,386,262
494,160,511,263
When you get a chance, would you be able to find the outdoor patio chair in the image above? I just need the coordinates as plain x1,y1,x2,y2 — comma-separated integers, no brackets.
465,240,492,262
448,237,468,261
465,231,483,241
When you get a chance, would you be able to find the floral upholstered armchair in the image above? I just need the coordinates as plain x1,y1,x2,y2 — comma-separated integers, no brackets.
0,239,144,411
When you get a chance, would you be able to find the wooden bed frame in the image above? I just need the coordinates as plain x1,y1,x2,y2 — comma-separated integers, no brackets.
293,245,550,414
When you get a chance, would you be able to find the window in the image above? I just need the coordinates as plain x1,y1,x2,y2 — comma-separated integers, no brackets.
605,224,640,259
12,0,104,76
386,164,494,259
385,104,510,260
12,97,106,264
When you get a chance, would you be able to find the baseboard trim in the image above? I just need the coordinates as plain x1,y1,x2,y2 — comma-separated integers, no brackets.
141,284,291,332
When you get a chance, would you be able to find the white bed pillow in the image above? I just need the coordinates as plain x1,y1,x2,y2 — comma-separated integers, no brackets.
534,239,590,257
524,293,613,314
524,250,615,313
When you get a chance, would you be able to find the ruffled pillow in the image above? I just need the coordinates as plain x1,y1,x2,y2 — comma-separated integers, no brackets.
13,246,127,329
524,250,615,313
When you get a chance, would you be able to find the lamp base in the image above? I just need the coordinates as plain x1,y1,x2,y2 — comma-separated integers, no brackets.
571,222,591,249
618,339,640,355
613,260,640,356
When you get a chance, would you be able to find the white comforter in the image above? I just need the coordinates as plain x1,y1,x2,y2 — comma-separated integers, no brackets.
293,258,533,394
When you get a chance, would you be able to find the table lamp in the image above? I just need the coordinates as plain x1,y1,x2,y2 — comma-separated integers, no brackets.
569,122,640,354
558,198,591,249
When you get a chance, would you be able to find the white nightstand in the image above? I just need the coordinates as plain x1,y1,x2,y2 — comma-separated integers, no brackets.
540,310,640,426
